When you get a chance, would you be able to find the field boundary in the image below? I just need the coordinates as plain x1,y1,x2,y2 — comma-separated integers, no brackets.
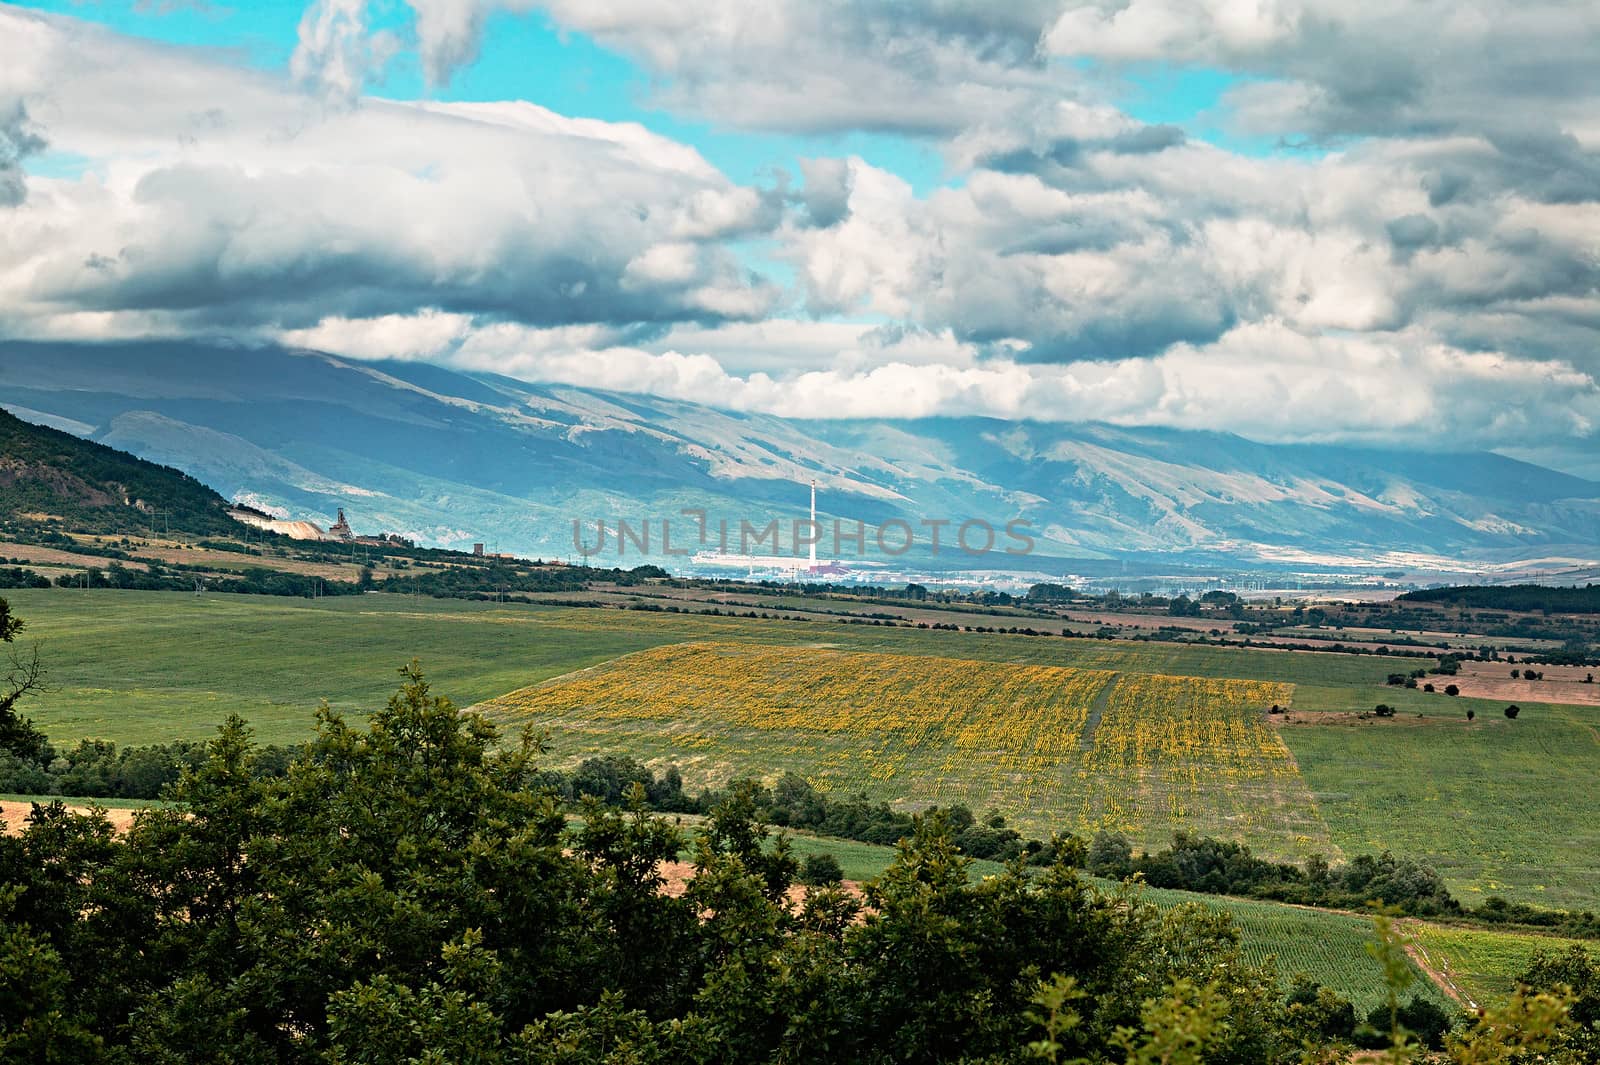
1404,933,1477,1009
1078,673,1119,750
469,641,705,711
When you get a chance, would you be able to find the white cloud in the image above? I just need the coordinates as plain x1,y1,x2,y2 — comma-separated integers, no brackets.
290,0,398,104
275,311,1600,453
0,7,778,338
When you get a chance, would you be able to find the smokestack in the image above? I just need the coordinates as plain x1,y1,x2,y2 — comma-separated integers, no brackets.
809,479,817,570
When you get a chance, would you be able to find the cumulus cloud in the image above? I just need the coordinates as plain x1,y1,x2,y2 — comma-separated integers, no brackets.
290,0,1075,133
1044,1,1600,144
289,0,399,104
776,132,1600,381
279,311,1600,451
0,8,778,340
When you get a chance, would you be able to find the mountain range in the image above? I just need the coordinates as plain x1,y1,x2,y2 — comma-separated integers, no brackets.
2,340,1597,575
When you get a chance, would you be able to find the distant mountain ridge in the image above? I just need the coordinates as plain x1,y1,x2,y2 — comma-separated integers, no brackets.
2,340,1597,571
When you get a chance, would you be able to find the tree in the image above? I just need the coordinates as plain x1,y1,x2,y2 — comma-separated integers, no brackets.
799,852,844,886
1466,709,1476,721
1505,704,1521,719
1517,944,1599,1060
1283,976,1356,1042
0,597,49,763
1087,830,1133,878
1444,684,1460,697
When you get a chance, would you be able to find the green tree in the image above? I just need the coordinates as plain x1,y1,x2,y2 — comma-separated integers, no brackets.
798,852,844,886
0,597,48,763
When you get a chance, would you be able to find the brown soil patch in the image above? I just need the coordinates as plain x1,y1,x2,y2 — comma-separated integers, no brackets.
657,859,867,913
0,541,150,571
1,799,140,836
1447,661,1600,707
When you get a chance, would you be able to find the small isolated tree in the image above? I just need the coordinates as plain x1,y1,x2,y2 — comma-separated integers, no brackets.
798,851,844,887
1374,704,1396,718
1510,669,1521,679
1423,683,1435,693
1586,673,1595,684
1444,684,1460,697
1466,709,1476,721
1087,829,1133,878
1505,704,1521,719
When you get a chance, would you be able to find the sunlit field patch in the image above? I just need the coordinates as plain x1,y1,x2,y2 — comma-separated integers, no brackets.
481,641,1321,854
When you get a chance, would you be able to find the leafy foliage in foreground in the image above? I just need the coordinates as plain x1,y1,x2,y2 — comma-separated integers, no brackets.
3,664,1596,1062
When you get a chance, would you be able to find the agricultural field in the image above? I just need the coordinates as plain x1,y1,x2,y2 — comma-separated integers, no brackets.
1139,888,1458,1016
1280,701,1600,911
2,590,694,744
1409,923,1589,1010
1,587,1391,747
9,588,1600,908
480,640,1320,853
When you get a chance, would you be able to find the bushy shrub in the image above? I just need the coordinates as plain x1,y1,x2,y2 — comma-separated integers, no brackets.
798,852,844,886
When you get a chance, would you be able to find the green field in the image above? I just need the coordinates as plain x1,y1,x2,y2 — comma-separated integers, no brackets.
5,588,1399,748
1411,923,1588,1009
6,590,692,744
1280,705,1600,911
8,588,1600,910
1152,893,1458,1016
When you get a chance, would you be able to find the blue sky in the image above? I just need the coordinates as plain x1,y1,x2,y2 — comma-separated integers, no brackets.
19,0,1300,191
19,0,956,189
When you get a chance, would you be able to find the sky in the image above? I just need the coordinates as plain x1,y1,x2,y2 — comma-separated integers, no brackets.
1,1,1598,475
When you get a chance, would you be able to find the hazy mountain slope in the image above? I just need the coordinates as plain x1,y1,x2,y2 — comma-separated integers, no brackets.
2,340,1597,568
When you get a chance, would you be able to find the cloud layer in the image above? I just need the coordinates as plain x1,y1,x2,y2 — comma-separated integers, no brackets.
1,1,1598,471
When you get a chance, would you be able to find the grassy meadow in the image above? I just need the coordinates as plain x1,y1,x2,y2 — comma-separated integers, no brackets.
1280,702,1600,911
1410,923,1590,1009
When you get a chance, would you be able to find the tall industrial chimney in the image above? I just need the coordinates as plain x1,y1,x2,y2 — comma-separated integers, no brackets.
809,479,818,570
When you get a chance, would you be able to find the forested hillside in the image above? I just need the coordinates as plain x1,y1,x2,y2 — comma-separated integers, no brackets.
0,407,238,536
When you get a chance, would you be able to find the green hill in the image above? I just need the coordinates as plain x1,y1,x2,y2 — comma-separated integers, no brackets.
0,406,238,536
